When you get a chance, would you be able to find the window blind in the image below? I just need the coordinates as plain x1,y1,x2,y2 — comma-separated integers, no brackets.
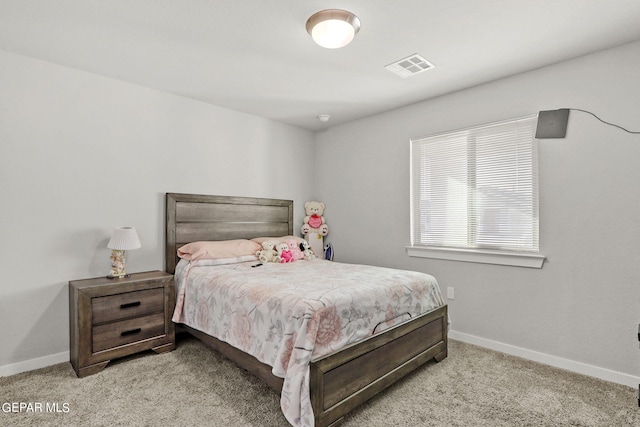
410,116,539,253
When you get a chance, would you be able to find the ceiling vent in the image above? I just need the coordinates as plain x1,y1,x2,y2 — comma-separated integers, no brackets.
385,54,435,78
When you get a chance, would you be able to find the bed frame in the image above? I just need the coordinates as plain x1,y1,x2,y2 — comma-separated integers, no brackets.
165,193,448,427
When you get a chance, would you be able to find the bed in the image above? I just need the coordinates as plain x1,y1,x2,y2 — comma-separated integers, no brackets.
165,193,448,427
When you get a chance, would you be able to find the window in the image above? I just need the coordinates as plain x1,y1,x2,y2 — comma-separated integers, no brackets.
409,116,544,267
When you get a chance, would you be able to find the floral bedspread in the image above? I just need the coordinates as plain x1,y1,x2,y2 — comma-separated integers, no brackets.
172,258,444,427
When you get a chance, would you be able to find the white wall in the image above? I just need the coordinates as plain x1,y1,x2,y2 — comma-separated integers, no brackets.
315,41,640,385
0,50,315,370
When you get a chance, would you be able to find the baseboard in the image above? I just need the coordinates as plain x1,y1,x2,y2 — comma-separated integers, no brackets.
0,351,70,378
449,330,639,388
2,333,639,389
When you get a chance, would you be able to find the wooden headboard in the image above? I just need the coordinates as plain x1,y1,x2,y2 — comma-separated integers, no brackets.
165,193,294,274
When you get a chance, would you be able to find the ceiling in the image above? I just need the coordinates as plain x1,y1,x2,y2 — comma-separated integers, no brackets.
2,1,640,131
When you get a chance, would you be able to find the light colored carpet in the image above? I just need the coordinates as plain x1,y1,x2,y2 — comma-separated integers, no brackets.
1,337,638,426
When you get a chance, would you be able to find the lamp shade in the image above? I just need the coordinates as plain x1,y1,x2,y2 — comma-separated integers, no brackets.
306,9,360,49
107,227,141,251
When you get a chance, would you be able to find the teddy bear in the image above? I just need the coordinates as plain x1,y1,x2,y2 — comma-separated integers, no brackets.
301,201,329,236
288,240,304,261
299,240,315,260
276,242,294,263
256,241,277,263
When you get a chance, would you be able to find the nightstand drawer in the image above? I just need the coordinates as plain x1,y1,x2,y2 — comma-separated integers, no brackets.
92,288,164,324
92,312,166,352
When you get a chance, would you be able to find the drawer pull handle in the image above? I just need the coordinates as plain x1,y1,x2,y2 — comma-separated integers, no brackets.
120,328,142,337
120,301,141,309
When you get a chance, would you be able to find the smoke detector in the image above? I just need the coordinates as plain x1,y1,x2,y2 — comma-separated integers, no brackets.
385,54,435,78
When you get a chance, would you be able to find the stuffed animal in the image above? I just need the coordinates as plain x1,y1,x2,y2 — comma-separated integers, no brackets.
276,242,294,263
288,240,304,261
301,201,329,236
299,240,315,260
256,241,277,263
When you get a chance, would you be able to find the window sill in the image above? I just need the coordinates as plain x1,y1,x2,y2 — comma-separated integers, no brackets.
406,246,545,269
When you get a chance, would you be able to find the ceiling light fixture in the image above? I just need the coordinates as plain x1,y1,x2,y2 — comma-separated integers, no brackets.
306,9,361,49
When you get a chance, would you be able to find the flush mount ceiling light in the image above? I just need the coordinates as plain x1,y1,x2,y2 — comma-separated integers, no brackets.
306,9,361,49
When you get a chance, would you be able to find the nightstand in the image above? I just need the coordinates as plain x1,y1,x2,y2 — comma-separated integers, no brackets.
69,270,175,378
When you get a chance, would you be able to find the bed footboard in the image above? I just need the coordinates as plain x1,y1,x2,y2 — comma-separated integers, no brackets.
183,304,447,427
309,304,448,427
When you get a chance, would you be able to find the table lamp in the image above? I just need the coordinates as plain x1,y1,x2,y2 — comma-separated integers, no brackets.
107,226,141,279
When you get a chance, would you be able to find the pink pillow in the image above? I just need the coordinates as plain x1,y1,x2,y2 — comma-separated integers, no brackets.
191,254,258,267
251,235,306,246
177,239,261,261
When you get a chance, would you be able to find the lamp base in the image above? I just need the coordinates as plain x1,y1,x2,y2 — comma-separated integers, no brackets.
108,249,128,279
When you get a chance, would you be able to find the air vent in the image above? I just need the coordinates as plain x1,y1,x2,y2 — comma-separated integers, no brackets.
385,54,435,78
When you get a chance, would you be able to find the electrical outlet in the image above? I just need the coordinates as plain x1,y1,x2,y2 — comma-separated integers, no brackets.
447,287,455,300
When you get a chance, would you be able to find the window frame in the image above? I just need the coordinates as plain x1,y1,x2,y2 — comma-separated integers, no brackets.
407,115,545,268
